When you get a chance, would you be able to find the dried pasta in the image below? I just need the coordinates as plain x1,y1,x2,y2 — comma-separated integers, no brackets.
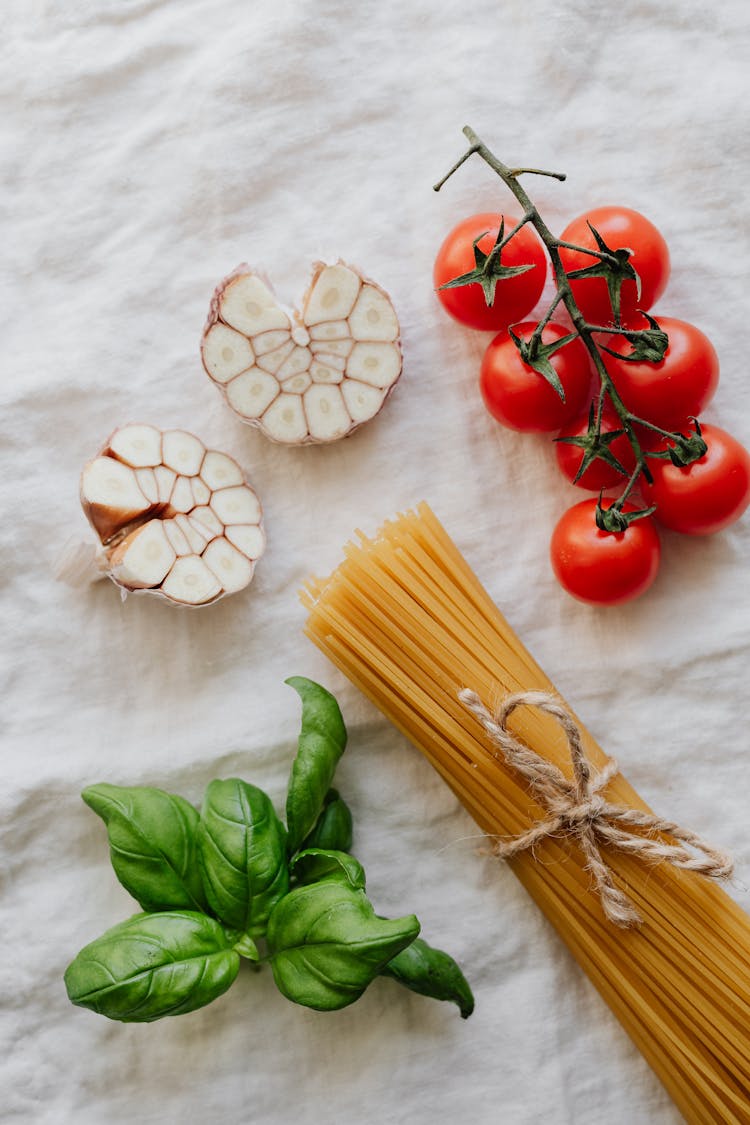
302,502,750,1124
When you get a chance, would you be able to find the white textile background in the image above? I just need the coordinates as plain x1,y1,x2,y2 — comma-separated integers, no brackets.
2,2,749,1122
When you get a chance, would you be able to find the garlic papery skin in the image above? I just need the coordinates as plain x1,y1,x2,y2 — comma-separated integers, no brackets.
201,261,403,444
78,424,265,606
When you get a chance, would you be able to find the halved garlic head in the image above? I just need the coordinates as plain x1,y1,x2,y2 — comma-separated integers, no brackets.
80,425,265,606
201,261,403,444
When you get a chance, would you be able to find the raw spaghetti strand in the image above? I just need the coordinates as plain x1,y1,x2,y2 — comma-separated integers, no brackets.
301,503,750,1124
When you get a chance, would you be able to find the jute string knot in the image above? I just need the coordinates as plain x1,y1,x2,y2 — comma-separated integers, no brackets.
458,688,733,928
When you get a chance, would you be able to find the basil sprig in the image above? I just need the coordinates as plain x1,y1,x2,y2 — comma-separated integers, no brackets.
65,677,473,1023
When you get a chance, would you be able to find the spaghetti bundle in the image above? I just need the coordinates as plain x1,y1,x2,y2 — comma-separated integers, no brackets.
302,502,750,1124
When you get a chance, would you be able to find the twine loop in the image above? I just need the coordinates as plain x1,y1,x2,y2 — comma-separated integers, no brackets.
458,688,733,928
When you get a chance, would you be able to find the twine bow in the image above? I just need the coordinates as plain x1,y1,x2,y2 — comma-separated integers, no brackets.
458,689,733,928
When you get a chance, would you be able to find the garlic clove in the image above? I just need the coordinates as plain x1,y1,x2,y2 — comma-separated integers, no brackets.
161,556,222,606
163,518,192,557
342,379,388,424
281,372,312,395
201,323,255,384
225,524,265,559
226,370,280,419
261,393,308,444
309,320,350,341
200,451,244,491
219,274,290,336
108,424,163,468
203,537,255,594
154,465,177,503
304,385,351,442
191,477,211,507
210,485,261,526
81,457,151,542
303,264,362,326
348,284,399,341
346,341,401,389
309,361,344,385
169,476,195,514
110,520,176,589
135,468,159,504
252,328,293,356
309,338,354,359
162,430,205,477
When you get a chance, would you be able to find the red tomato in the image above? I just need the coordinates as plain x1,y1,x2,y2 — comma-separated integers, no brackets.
480,322,591,432
558,207,670,327
434,213,547,331
550,499,661,606
603,316,719,432
641,424,750,535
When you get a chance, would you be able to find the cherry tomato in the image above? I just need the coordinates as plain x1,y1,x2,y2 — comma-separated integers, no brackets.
603,316,719,432
480,322,591,432
550,499,661,606
434,213,547,332
558,207,670,327
641,424,750,535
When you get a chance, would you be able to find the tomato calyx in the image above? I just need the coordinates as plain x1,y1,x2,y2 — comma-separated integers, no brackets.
555,401,629,482
595,494,656,533
507,321,578,402
561,222,641,327
596,312,669,364
646,418,709,468
436,215,537,308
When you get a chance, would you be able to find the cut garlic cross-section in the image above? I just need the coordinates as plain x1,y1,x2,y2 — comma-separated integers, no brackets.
201,260,402,444
78,424,265,606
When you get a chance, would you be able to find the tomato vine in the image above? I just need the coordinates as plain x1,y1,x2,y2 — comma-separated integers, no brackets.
433,125,709,534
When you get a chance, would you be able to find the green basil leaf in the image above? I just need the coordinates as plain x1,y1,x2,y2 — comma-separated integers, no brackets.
267,881,419,1011
381,937,475,1019
197,778,289,936
285,677,347,854
64,911,240,1022
301,788,353,853
290,848,366,891
81,784,208,913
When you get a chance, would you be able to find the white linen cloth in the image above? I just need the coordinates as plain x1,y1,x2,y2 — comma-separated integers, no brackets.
2,2,749,1121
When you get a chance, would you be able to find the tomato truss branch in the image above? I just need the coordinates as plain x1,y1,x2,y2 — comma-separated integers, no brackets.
434,125,706,531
